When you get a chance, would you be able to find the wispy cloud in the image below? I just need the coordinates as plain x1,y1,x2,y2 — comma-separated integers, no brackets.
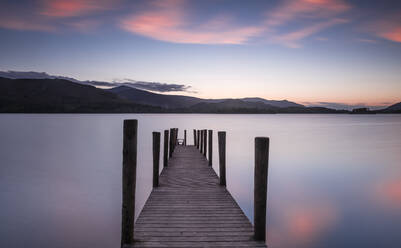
264,0,350,28
0,0,116,32
39,0,114,17
355,38,378,44
120,0,262,45
270,18,348,48
365,14,401,43
120,0,351,47
1,0,379,48
264,0,351,47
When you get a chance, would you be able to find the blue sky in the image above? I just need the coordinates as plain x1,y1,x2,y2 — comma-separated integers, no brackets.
0,0,400,108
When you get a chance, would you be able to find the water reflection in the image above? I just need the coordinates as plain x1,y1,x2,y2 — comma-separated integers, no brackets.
375,177,401,209
267,182,338,248
0,114,400,248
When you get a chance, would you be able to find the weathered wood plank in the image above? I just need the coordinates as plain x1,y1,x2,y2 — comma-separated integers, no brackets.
130,145,266,248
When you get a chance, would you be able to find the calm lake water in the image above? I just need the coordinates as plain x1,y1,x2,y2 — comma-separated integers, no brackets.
1,114,401,248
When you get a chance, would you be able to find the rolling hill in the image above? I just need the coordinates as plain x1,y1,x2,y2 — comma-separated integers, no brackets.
384,102,401,112
108,86,204,109
0,77,161,113
108,86,304,109
241,97,304,108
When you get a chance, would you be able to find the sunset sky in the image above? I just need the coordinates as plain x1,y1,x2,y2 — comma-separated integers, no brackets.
0,0,400,108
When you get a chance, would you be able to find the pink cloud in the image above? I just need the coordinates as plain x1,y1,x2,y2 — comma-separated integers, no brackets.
120,0,350,46
264,0,350,28
40,0,114,17
374,24,401,43
381,27,401,43
0,0,113,32
264,0,351,47
0,0,353,47
120,0,263,44
272,18,348,48
363,14,401,43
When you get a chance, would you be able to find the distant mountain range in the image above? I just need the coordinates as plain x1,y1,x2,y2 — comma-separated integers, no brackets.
108,86,304,109
0,76,399,114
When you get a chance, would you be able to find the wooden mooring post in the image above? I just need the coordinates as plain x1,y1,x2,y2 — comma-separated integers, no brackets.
121,119,137,247
193,129,196,146
163,130,168,167
184,129,187,146
200,130,204,153
172,129,175,151
197,130,200,149
169,128,174,158
254,137,269,241
218,131,226,186
152,132,160,188
208,130,213,166
203,129,207,157
174,128,178,149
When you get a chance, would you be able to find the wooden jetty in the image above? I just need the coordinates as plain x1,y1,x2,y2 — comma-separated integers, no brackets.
122,120,269,248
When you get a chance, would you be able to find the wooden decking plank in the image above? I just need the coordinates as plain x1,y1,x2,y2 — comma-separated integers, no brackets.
129,145,266,248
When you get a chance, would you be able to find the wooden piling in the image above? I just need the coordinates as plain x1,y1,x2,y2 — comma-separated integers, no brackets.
163,130,168,167
200,130,204,153
208,130,213,166
198,130,201,152
174,128,178,148
218,131,226,186
184,130,187,146
197,130,200,149
152,132,160,188
169,128,174,158
193,129,196,146
254,137,269,241
121,119,137,247
172,128,175,152
203,129,207,157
